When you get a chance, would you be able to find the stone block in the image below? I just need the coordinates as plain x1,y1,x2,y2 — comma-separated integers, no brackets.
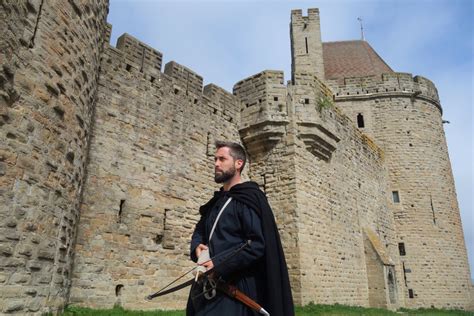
3,301,24,313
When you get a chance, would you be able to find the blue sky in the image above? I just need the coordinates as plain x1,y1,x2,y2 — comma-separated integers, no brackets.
107,0,473,279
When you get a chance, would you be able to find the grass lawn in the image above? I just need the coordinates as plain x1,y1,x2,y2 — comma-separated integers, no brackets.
60,303,473,315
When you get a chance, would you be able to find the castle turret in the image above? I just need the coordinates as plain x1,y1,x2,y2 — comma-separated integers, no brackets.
290,9,325,82
326,43,472,309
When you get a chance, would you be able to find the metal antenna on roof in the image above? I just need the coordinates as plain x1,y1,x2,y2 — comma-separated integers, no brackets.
357,17,365,41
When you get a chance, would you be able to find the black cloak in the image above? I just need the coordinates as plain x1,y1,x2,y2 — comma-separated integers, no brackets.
199,181,295,316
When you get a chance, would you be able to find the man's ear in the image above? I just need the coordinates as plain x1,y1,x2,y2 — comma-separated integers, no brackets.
235,159,243,171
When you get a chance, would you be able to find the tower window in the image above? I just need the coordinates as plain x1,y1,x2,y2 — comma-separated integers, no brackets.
392,191,400,203
115,284,124,296
357,113,365,128
398,242,406,256
118,199,125,223
305,37,308,54
408,289,414,298
304,98,310,104
402,262,408,286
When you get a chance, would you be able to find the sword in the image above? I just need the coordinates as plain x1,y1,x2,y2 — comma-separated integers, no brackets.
217,282,270,316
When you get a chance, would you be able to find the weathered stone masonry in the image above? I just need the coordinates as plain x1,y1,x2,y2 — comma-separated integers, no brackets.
0,0,109,314
0,2,471,314
68,32,242,310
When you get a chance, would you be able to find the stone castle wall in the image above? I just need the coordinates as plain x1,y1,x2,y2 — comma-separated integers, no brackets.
68,33,241,309
332,74,472,309
233,70,301,302
232,69,403,308
0,1,109,314
0,2,471,313
289,73,402,308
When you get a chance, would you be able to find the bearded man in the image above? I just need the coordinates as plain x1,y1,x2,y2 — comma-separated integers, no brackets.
186,141,294,316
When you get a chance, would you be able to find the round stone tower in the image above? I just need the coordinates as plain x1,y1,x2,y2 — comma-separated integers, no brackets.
0,1,109,314
330,72,472,309
291,7,472,310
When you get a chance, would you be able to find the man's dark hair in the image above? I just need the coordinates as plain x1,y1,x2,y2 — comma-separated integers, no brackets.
215,140,247,173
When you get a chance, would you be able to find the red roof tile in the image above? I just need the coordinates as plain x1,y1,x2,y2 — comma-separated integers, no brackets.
322,40,393,80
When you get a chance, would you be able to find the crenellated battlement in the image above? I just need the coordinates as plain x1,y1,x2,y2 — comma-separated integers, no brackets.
203,83,240,117
291,8,320,22
327,72,441,111
233,70,287,153
104,23,112,44
116,33,162,78
105,30,237,112
233,70,287,130
164,61,203,97
292,72,333,98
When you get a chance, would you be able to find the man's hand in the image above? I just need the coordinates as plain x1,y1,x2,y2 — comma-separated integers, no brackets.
196,244,208,258
202,259,214,270
196,244,214,270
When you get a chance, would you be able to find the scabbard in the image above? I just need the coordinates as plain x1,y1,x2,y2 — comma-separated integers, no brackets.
217,282,270,316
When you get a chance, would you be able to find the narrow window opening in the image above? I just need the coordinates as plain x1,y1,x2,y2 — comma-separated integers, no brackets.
274,96,278,102
408,289,414,298
53,106,65,119
430,194,437,224
305,37,309,54
115,284,124,296
262,174,267,193
66,152,75,164
150,76,155,83
392,191,400,203
206,132,212,156
140,47,146,73
357,113,365,128
29,0,45,48
304,98,310,104
402,262,408,287
258,98,262,104
194,98,198,104
118,199,125,223
154,234,163,244
398,242,406,256
174,88,179,95
125,64,132,72
163,209,168,232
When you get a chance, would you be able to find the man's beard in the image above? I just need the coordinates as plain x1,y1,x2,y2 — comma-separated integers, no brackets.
214,166,236,183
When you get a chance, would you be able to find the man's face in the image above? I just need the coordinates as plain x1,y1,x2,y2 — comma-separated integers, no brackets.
214,147,238,183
